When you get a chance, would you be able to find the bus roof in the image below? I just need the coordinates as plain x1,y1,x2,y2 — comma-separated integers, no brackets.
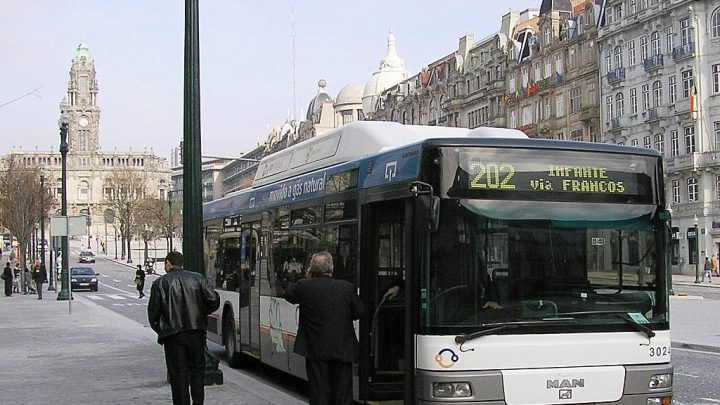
252,121,527,188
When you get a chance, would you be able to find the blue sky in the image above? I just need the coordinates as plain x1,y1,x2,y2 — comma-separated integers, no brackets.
0,0,539,160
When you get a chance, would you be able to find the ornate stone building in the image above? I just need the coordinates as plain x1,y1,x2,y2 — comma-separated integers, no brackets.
367,1,600,142
597,0,720,274
2,43,171,239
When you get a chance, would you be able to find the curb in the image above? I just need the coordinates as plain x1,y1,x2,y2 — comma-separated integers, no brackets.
671,341,720,354
669,294,704,300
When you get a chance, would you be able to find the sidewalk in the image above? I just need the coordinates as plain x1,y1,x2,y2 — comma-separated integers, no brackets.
672,273,720,288
670,273,720,353
0,291,306,405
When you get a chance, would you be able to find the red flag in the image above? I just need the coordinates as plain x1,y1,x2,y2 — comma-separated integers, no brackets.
689,82,697,113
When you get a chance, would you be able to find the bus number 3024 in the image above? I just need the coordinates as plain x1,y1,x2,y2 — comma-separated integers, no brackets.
469,162,517,190
649,346,670,357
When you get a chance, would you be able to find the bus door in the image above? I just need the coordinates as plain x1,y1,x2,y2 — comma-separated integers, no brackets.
239,221,261,356
359,199,407,401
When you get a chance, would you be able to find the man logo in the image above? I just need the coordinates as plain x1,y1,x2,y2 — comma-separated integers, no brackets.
559,389,572,400
547,379,584,389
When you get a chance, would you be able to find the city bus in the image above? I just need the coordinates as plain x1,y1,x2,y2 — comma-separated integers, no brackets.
202,121,672,404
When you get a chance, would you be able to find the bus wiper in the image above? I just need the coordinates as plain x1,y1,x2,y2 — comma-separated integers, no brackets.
551,310,656,339
455,324,511,344
455,319,572,344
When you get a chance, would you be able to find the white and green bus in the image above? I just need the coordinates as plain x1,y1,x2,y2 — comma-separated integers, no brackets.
203,121,672,404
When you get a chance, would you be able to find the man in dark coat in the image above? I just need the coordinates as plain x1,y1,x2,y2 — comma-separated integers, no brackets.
284,251,364,405
2,262,13,297
147,251,220,405
32,260,47,299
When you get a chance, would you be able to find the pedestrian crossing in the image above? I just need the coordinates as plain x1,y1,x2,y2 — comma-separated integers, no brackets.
84,293,147,306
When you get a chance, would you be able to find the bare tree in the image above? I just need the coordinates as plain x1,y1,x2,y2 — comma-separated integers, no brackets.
134,198,169,262
0,155,54,292
102,169,147,261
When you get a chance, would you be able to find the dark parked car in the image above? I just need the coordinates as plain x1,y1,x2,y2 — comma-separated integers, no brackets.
70,267,99,291
79,250,96,263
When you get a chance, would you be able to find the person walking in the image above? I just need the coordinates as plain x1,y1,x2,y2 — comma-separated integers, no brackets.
12,265,19,293
147,251,220,405
32,260,47,299
135,264,146,298
23,266,33,294
712,254,719,277
284,251,365,405
703,256,712,283
2,262,13,297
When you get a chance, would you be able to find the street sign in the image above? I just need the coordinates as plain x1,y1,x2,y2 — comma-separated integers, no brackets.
50,216,88,236
104,208,115,224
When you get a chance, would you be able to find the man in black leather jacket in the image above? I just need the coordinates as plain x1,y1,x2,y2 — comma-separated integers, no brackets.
148,251,220,405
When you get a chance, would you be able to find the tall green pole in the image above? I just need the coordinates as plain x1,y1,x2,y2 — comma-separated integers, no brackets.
183,0,202,273
57,121,70,301
184,0,222,385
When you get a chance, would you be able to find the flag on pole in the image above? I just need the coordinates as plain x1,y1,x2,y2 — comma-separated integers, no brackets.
689,77,697,114
594,0,608,30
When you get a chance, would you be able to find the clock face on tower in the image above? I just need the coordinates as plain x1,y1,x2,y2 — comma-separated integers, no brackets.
78,116,90,128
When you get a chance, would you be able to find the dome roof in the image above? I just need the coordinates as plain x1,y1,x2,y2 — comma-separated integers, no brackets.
335,83,363,107
74,41,92,61
306,79,333,121
362,31,409,114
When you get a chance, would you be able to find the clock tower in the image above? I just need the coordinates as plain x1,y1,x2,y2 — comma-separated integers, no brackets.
66,42,101,153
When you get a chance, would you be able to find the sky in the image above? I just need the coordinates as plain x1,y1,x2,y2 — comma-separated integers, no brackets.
0,0,540,161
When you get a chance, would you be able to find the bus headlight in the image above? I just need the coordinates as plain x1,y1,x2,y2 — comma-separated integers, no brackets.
432,382,472,398
648,373,672,389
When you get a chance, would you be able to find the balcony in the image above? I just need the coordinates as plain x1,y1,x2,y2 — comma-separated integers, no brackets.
643,54,664,73
648,107,659,120
672,42,695,61
665,153,698,173
607,68,625,85
609,117,621,131
580,105,599,122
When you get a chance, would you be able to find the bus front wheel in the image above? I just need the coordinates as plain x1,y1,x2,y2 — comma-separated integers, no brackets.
223,315,243,368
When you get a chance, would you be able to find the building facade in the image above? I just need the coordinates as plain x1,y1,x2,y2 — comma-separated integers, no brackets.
3,43,171,239
597,0,720,274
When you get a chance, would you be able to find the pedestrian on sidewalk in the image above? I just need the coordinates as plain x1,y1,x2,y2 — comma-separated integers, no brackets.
2,262,13,297
32,260,47,299
703,256,713,283
712,254,719,277
284,251,365,405
13,263,21,293
12,267,19,293
147,251,220,405
135,264,145,298
23,266,33,294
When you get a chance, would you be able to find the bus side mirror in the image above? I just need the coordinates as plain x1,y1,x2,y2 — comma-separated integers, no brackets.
410,182,440,233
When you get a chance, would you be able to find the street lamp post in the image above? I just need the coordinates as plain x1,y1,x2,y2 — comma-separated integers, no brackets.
126,202,132,264
694,215,701,283
168,190,173,253
32,225,37,262
86,204,91,249
57,102,71,301
41,164,53,291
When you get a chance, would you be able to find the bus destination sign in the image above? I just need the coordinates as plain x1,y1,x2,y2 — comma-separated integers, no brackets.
467,162,632,194
448,149,655,203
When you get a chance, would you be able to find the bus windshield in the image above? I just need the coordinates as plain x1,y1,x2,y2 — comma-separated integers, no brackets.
421,199,668,335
